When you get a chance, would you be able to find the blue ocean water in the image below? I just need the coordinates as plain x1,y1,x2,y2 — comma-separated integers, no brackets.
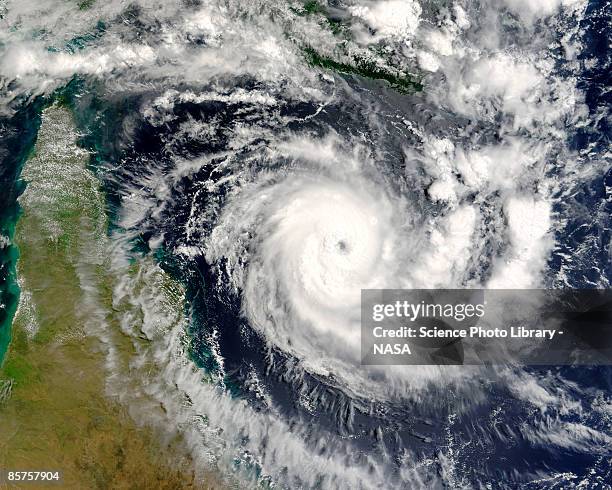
0,97,45,363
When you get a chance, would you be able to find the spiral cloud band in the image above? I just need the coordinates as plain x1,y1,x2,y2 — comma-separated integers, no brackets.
204,140,483,399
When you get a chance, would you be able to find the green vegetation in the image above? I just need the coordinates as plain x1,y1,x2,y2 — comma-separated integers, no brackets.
292,1,324,16
0,105,223,489
291,1,346,35
290,2,423,93
302,1,324,15
78,0,96,10
303,47,423,93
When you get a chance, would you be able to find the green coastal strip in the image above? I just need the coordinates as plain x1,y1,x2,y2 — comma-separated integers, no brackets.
0,98,46,366
291,2,423,93
303,47,423,93
0,104,223,488
292,1,343,33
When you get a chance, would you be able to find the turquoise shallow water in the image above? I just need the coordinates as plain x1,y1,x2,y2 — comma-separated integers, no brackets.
0,98,45,365
0,80,113,365
0,220,20,365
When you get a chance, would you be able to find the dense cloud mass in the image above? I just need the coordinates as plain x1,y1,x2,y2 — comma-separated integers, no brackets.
1,0,610,488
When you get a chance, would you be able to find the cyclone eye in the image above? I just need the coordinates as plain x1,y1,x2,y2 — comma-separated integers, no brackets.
336,239,349,254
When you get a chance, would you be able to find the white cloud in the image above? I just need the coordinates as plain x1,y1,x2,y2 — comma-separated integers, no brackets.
417,50,441,72
488,196,552,288
411,206,478,288
502,0,584,22
349,0,421,41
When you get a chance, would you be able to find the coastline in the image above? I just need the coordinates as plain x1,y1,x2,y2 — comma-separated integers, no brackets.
0,98,46,367
0,103,225,488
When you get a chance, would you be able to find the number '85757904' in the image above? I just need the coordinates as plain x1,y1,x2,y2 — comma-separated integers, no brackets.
1,470,62,484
